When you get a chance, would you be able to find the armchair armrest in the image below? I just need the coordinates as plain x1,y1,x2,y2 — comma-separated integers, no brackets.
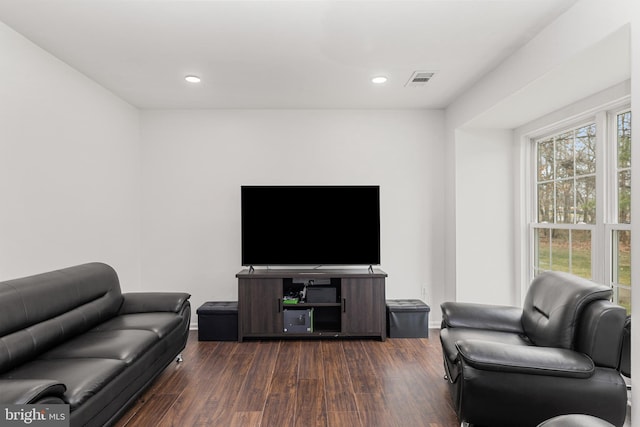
119,292,191,314
455,339,595,378
441,302,523,334
0,379,66,404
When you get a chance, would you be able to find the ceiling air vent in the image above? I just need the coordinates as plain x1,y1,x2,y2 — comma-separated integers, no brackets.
405,71,435,87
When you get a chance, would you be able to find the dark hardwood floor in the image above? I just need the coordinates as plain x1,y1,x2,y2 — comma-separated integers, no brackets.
115,330,459,427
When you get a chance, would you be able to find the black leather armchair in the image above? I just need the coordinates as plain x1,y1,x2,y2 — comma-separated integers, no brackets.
440,271,628,427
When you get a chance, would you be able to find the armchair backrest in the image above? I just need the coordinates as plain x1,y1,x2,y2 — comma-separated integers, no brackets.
575,300,626,368
618,316,631,376
522,271,612,349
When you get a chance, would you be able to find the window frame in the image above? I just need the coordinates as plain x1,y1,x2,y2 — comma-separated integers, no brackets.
526,102,631,310
607,106,632,312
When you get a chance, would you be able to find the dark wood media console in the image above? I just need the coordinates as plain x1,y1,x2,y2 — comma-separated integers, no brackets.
237,268,387,342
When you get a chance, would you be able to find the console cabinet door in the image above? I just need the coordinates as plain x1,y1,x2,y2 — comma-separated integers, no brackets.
238,278,282,338
341,278,386,339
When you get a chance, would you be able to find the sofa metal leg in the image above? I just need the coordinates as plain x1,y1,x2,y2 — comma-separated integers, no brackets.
176,353,183,363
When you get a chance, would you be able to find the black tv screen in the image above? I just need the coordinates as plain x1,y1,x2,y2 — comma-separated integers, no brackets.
241,186,380,266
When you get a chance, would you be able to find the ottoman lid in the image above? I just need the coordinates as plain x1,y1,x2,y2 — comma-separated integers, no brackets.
386,299,430,312
197,301,238,314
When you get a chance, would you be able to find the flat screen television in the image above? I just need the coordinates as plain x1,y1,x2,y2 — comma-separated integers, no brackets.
241,185,380,266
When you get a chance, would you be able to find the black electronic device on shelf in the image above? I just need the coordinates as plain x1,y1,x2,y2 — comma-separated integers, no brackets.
306,286,336,303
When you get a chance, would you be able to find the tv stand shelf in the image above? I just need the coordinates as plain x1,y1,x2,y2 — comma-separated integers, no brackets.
236,268,387,342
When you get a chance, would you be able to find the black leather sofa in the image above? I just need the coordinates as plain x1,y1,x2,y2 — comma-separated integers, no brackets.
440,271,628,427
0,263,191,426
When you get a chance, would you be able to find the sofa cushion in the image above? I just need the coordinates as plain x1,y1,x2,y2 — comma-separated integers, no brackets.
39,330,158,365
522,271,611,349
440,328,531,363
93,313,182,339
1,358,126,410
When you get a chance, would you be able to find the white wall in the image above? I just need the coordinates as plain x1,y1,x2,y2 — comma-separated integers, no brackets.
445,0,632,308
0,22,141,287
629,0,639,421
140,109,445,326
447,0,632,131
454,129,515,305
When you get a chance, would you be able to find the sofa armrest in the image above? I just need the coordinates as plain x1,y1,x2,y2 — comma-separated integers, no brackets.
455,339,595,378
0,379,67,404
441,302,523,334
119,292,191,314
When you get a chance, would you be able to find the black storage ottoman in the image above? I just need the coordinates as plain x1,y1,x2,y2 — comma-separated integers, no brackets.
197,301,238,341
386,299,430,338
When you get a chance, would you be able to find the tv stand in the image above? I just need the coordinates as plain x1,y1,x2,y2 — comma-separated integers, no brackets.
236,268,387,342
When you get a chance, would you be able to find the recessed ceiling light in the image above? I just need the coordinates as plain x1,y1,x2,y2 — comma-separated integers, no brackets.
185,75,201,83
371,76,388,84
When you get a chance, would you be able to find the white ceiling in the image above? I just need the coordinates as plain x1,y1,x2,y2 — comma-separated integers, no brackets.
469,24,631,129
0,0,585,110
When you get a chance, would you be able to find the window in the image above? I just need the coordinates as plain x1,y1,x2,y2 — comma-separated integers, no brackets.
611,110,631,313
533,123,596,279
531,108,631,313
